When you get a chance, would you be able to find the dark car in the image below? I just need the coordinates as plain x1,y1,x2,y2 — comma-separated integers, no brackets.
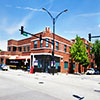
94,69,100,75
0,64,2,69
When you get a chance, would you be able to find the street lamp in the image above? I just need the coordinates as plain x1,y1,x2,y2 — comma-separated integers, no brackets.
42,8,68,75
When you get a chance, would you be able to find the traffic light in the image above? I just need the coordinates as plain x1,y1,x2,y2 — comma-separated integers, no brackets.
21,26,24,34
89,33,91,41
20,26,28,36
40,34,42,41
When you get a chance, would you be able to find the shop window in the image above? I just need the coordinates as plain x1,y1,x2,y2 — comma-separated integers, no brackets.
46,38,49,47
23,46,26,52
40,40,43,48
56,62,60,69
18,47,22,52
13,46,16,52
56,42,59,50
64,62,68,69
27,45,30,52
34,40,37,48
64,45,67,52
8,46,11,51
73,63,75,70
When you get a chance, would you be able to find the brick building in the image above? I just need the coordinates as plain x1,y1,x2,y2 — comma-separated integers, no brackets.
0,27,94,73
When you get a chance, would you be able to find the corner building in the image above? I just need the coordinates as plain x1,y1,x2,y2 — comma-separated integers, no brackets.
0,27,73,73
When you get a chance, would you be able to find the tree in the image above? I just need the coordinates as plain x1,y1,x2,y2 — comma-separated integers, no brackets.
91,40,100,68
71,35,89,72
0,49,2,51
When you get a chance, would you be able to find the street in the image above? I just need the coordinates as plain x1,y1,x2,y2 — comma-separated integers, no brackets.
0,70,100,100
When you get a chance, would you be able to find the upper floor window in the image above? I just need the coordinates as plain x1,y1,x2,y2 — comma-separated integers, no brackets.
8,46,11,51
40,40,43,48
27,45,30,52
87,45,88,50
56,42,59,50
34,40,37,48
90,47,92,50
46,38,49,48
23,46,26,52
18,47,22,52
69,46,71,53
64,45,67,52
51,40,53,49
13,46,16,52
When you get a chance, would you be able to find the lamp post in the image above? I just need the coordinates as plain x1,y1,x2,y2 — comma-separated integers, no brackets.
42,8,68,75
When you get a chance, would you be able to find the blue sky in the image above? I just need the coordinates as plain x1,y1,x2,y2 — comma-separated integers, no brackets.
0,0,100,51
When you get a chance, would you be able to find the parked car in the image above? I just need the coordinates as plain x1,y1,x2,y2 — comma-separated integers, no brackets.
94,69,100,75
0,64,2,69
1,64,9,71
86,68,100,75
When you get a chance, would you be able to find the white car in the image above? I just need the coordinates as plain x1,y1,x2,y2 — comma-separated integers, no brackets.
1,64,9,71
85,68,95,75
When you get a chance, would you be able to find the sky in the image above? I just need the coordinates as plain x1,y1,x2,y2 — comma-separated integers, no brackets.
0,0,100,51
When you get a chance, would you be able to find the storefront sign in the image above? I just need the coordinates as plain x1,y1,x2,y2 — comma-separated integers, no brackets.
10,61,19,63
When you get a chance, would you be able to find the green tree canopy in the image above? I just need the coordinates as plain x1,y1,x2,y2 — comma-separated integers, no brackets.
71,35,89,67
91,40,100,68
0,49,2,51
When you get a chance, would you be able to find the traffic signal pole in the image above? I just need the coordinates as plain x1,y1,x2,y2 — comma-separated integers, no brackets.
88,33,100,41
19,26,52,44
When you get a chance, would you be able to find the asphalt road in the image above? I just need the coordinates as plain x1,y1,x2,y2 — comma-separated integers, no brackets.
0,70,60,100
0,70,100,100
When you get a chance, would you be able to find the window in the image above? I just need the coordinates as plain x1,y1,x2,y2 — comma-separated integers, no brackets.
8,46,11,51
73,63,75,70
18,47,22,52
27,45,30,52
90,47,92,50
64,45,67,52
87,45,88,50
51,40,53,49
56,42,59,50
69,46,71,53
40,40,43,48
23,46,26,52
34,40,37,48
13,46,16,52
64,62,68,69
46,38,49,47
61,58,63,62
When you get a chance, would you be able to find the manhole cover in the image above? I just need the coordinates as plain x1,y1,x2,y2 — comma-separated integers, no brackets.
39,82,44,84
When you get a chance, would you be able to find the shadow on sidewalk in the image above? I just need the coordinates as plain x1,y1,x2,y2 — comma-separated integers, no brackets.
73,94,84,100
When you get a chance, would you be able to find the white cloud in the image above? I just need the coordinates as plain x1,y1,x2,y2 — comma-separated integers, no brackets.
24,7,43,12
0,12,33,35
98,24,100,28
78,12,100,17
0,40,7,51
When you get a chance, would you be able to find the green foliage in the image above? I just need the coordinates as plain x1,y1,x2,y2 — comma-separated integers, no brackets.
91,40,100,68
0,49,2,51
71,35,89,67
